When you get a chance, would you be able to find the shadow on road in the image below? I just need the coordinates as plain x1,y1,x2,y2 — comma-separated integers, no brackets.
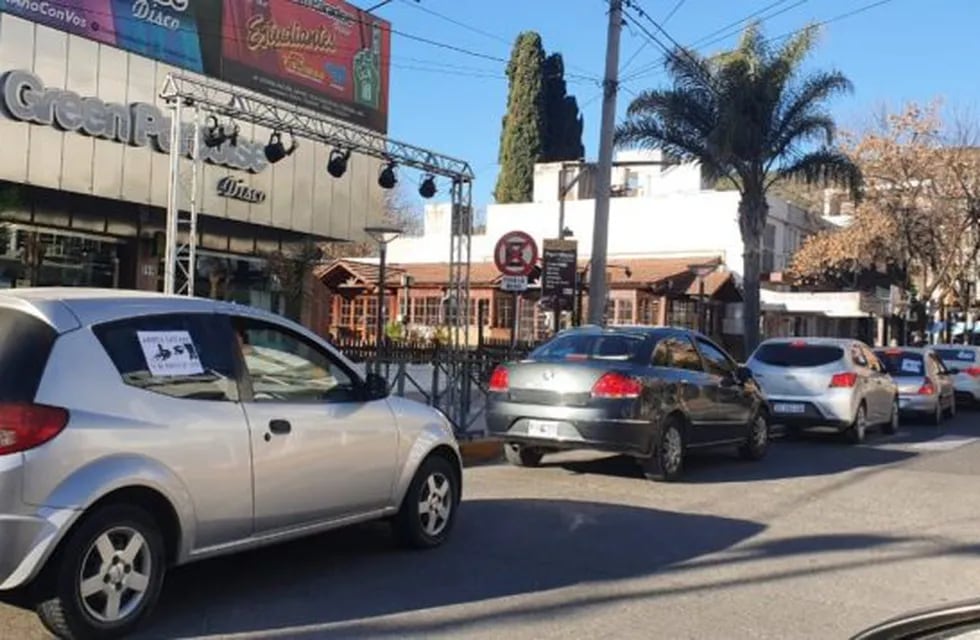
135,498,764,639
541,435,920,484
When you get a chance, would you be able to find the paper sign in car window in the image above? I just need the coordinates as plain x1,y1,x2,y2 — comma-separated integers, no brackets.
137,331,204,377
901,358,923,374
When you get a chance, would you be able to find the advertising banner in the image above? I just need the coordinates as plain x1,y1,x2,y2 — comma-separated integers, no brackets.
219,0,390,133
0,0,390,132
0,0,204,70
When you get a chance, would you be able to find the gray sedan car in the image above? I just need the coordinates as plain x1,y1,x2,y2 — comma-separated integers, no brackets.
486,326,770,482
873,347,956,424
0,289,462,639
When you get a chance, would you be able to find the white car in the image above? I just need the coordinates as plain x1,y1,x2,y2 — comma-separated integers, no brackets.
746,338,899,443
932,345,980,406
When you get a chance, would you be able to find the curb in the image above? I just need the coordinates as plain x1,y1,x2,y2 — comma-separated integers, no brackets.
459,438,503,467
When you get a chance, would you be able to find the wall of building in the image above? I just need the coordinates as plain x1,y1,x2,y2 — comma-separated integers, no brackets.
0,14,385,244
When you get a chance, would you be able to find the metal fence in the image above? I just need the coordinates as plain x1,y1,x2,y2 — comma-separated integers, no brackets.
333,337,543,439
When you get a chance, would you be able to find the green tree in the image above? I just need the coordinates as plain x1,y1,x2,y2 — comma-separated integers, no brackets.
615,24,861,351
494,31,546,204
542,53,585,162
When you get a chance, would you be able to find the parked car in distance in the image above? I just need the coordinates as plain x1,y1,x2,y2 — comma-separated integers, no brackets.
746,338,899,443
486,326,770,482
0,289,462,640
932,344,980,407
873,347,955,425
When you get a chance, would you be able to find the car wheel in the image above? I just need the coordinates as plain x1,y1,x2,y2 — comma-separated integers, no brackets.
393,455,459,549
739,412,769,461
641,416,685,482
846,404,868,444
882,398,899,435
35,504,166,640
503,443,544,468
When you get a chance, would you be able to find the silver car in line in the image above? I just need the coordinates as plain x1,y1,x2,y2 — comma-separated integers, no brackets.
873,347,956,425
0,289,462,639
746,337,899,443
932,344,980,407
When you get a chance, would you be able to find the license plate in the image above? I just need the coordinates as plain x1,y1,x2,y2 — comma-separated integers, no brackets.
773,402,806,414
527,420,559,438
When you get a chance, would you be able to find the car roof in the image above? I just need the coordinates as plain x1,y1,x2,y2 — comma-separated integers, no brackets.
874,346,930,355
558,324,707,340
0,288,284,332
759,337,856,347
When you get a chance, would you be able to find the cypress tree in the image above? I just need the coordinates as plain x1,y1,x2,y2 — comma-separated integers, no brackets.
494,32,546,204
542,53,585,162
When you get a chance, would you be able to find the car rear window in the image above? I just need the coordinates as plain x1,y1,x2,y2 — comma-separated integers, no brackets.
875,351,924,376
935,348,977,363
530,332,647,361
0,307,57,402
753,343,844,367
94,313,239,401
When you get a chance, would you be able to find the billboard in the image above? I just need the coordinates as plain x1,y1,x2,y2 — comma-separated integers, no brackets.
0,0,390,132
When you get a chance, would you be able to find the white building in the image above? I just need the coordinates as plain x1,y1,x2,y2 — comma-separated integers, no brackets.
387,150,824,280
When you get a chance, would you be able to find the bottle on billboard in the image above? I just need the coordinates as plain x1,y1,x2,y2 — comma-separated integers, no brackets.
353,22,382,109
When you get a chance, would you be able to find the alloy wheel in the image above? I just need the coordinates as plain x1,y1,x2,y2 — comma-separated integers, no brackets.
417,472,453,537
662,425,683,473
78,527,152,624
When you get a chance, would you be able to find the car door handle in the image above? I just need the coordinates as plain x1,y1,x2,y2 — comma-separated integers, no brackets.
268,419,292,435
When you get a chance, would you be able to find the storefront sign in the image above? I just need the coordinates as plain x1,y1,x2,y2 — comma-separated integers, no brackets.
0,69,268,173
0,0,391,132
216,177,267,204
542,238,577,310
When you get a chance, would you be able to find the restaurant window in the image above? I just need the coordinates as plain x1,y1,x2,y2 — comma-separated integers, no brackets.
611,298,634,326
422,296,441,326
518,297,536,340
363,297,378,333
668,299,696,329
494,295,514,329
638,297,660,326
339,298,353,327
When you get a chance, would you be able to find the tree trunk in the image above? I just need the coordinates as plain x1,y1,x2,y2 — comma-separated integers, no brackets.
738,190,768,356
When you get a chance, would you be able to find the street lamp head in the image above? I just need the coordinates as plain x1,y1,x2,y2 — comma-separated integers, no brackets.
364,225,403,245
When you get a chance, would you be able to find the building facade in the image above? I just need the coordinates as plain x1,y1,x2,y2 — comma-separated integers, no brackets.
0,8,387,316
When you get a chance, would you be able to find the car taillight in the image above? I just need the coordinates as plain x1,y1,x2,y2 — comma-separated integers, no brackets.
488,366,509,392
0,403,69,456
965,367,980,378
591,372,642,399
918,381,936,395
829,372,858,388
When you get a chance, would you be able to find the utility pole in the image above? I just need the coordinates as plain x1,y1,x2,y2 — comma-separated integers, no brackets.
587,0,622,326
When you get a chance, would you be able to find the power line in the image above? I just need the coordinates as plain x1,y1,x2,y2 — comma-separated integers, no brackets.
662,0,689,24
620,0,687,75
395,0,511,45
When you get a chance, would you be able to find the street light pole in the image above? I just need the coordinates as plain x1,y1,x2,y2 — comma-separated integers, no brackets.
586,0,622,326
364,226,402,362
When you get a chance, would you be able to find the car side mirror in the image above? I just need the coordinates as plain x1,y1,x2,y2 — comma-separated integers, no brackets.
364,372,389,400
735,365,753,384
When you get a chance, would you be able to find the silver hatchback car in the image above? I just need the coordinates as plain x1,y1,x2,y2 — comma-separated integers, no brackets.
746,338,899,443
0,289,462,639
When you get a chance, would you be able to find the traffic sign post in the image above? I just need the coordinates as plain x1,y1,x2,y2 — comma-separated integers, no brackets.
494,231,538,351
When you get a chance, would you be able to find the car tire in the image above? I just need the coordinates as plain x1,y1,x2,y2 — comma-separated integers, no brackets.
881,398,899,435
846,404,868,444
641,416,685,482
739,412,769,461
34,504,166,640
503,443,544,468
392,454,459,550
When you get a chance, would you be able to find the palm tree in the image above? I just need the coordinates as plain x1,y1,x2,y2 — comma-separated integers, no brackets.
615,24,862,353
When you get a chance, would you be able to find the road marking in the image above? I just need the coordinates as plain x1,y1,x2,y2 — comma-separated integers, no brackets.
873,434,980,452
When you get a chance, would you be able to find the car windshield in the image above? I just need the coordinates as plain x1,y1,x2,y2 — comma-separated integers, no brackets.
529,332,647,361
874,350,925,376
752,343,844,367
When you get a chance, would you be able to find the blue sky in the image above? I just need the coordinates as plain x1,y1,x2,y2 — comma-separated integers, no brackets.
367,0,977,211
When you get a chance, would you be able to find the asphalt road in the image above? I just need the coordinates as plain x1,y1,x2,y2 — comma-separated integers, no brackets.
5,413,980,640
